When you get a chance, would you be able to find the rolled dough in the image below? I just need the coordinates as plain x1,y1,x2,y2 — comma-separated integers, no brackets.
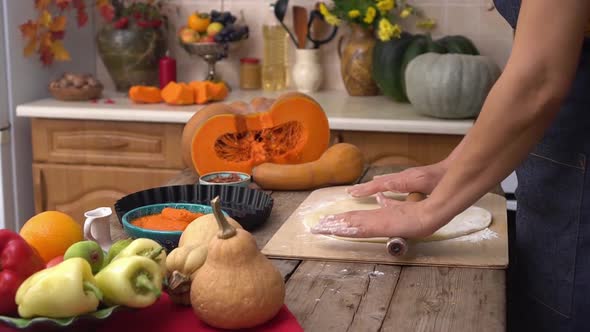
303,196,492,243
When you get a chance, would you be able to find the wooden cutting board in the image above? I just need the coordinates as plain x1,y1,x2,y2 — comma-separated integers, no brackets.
262,186,508,269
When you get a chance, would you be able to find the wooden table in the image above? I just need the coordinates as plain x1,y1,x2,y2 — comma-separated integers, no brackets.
110,165,506,331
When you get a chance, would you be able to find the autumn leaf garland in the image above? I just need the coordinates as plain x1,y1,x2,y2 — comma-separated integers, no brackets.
19,0,114,66
20,0,171,66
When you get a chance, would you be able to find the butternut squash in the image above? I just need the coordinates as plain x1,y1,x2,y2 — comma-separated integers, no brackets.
166,213,242,305
161,81,194,105
128,86,162,103
252,143,365,190
190,197,285,329
181,92,330,175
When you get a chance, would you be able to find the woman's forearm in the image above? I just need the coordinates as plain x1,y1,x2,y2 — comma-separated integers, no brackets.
422,74,560,234
416,0,590,236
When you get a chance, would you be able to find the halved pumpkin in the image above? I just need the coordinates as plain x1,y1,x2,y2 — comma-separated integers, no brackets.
181,92,330,175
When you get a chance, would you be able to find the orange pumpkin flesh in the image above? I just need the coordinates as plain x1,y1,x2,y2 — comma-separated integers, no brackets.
162,82,194,105
181,103,235,168
129,86,162,104
182,93,329,175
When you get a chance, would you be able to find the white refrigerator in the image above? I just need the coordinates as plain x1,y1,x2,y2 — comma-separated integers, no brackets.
0,1,97,230
0,0,16,230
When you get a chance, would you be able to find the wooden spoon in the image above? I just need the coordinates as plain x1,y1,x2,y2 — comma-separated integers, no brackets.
293,6,308,49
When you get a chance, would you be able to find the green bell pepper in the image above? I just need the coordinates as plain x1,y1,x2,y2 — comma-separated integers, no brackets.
95,256,163,308
15,258,102,318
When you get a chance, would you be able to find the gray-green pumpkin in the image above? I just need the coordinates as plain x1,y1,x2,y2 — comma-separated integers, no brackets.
405,53,501,119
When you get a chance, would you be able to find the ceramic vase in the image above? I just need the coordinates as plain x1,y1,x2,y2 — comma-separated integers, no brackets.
339,24,379,96
292,49,323,93
96,26,167,92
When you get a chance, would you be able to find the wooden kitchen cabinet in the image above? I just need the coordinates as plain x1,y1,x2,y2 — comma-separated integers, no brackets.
32,163,179,222
333,130,462,166
31,119,185,224
31,118,184,169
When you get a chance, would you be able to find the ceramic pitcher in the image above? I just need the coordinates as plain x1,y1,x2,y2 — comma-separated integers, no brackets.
292,49,323,93
83,207,114,252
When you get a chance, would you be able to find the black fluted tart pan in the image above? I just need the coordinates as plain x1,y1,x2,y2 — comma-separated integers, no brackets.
114,184,273,231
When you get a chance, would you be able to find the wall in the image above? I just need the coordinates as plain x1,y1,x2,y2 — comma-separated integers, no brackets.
2,1,97,229
96,0,514,92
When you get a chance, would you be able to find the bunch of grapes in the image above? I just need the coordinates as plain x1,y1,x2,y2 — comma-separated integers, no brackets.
210,10,249,43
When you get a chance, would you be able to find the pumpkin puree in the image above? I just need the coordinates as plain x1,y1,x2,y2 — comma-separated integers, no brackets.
132,207,204,231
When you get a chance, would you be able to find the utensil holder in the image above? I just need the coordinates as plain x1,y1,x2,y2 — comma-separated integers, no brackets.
292,48,323,93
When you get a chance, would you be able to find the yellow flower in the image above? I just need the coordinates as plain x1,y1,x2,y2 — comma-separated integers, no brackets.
376,0,394,14
319,2,341,26
364,6,377,24
319,3,330,17
391,23,402,38
348,10,361,19
416,18,436,30
377,18,402,41
325,14,341,26
400,7,413,18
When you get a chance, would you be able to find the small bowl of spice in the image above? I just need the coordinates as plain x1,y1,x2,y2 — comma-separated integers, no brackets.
199,171,251,187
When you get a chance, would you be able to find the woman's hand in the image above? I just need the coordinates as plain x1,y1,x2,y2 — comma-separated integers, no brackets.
310,193,437,238
310,162,448,239
346,162,448,198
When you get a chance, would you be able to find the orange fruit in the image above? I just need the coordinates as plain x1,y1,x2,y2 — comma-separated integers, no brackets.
20,211,84,263
188,12,211,33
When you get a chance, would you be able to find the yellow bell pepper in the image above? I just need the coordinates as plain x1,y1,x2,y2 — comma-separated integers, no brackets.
104,238,133,265
111,238,167,276
15,258,102,318
95,256,163,308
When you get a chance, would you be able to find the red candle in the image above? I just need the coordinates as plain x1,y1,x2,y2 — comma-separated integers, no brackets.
159,55,177,89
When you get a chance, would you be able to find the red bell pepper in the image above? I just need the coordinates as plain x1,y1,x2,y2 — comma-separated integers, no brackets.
0,229,45,316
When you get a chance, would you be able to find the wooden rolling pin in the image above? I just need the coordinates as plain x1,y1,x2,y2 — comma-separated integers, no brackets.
385,192,427,256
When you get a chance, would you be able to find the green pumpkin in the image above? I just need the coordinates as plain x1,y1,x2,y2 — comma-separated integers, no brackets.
372,33,480,102
405,53,501,119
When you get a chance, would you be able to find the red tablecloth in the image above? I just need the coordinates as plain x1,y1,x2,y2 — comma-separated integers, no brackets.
0,293,303,332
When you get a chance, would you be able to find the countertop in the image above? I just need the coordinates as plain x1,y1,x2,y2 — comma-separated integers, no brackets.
16,89,474,135
109,165,506,331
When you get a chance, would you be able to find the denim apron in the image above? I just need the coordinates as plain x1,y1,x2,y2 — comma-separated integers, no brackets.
494,1,590,330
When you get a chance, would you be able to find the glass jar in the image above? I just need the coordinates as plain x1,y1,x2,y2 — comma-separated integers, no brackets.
239,58,262,90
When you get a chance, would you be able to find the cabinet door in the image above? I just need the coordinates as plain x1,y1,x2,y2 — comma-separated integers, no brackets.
335,131,462,167
33,163,179,224
31,119,185,169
